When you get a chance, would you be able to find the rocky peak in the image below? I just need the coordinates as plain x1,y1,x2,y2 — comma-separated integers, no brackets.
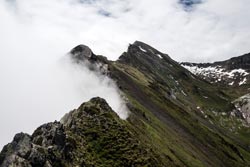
118,41,177,73
119,41,171,62
60,97,114,126
70,44,109,64
70,44,96,63
70,45,110,75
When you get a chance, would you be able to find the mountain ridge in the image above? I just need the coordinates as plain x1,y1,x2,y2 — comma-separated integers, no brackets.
181,53,250,86
1,41,250,167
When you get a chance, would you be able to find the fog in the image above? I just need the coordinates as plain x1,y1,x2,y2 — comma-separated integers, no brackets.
0,0,129,149
0,42,129,149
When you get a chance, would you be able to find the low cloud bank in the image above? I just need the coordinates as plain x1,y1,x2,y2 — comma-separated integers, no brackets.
59,55,129,120
0,49,129,150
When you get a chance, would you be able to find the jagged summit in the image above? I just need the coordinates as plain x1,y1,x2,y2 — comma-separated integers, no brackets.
60,97,114,125
117,41,181,83
69,44,110,74
70,44,97,63
119,41,171,63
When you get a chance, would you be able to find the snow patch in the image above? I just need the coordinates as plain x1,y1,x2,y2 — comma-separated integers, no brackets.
156,53,163,59
229,81,234,86
181,64,249,85
181,90,187,96
139,46,147,52
239,77,247,86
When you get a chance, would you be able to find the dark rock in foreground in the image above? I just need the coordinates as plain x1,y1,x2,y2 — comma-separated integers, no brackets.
0,97,156,167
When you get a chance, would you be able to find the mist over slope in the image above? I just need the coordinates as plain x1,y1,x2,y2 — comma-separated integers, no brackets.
0,44,128,150
1,41,250,166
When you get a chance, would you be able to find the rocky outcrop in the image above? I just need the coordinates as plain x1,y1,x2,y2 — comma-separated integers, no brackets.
0,122,67,167
233,94,250,123
70,44,96,63
0,97,156,167
70,44,110,75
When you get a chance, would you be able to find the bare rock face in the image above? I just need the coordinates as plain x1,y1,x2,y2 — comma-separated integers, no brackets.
69,44,110,75
0,122,66,167
233,94,250,124
70,44,96,63
0,133,32,167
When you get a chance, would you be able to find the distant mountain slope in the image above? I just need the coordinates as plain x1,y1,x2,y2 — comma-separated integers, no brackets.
1,41,250,167
181,53,250,86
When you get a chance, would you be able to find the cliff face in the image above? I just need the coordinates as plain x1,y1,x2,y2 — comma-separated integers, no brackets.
1,41,250,167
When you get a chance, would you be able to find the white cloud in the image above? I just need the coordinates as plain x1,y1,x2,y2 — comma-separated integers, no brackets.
0,0,250,148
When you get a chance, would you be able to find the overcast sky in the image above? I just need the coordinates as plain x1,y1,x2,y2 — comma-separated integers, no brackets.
2,0,250,62
1,0,250,149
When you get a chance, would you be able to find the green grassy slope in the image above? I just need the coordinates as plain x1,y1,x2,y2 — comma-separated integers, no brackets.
107,41,250,166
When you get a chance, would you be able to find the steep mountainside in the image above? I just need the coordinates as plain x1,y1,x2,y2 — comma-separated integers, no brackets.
1,41,250,167
181,53,250,124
